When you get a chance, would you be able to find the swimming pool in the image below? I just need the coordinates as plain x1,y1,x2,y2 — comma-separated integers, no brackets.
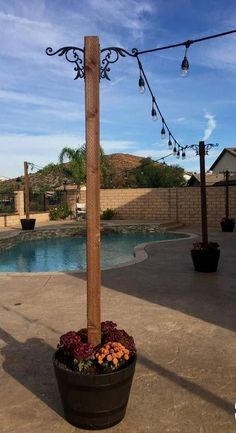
0,231,187,272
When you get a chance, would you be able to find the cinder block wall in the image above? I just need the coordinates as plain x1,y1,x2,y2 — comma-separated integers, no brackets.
0,212,50,228
81,186,236,226
4,186,234,228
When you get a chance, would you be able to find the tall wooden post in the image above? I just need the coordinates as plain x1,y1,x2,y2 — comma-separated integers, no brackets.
199,141,208,246
24,161,30,219
225,169,229,219
84,36,101,345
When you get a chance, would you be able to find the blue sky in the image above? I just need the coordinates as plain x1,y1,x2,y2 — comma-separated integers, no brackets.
1,0,236,178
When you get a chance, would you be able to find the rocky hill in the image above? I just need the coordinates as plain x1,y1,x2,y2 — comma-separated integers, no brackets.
0,153,145,193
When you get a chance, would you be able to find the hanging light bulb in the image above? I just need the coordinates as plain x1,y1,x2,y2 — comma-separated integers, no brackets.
181,43,190,77
173,141,177,154
138,74,145,93
151,107,157,121
161,120,166,139
181,56,189,77
151,97,157,121
176,148,180,159
168,134,173,148
182,149,186,159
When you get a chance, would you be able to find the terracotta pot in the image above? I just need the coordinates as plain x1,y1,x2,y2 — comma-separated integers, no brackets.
53,351,136,430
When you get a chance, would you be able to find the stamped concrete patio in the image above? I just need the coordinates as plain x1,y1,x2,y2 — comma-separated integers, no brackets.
0,223,235,433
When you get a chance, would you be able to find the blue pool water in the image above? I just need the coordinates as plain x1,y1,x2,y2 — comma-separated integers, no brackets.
0,232,187,272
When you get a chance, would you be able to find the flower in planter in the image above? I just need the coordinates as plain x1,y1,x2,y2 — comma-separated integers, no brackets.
192,241,219,251
95,342,130,371
56,321,136,374
221,217,235,223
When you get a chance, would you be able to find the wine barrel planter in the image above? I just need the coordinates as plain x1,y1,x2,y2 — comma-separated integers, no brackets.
53,351,136,430
20,218,36,230
220,219,235,232
191,249,220,272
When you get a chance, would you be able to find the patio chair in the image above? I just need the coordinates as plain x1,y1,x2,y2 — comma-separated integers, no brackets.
76,202,86,220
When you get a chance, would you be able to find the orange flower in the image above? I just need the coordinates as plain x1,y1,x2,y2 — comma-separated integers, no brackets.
113,358,118,365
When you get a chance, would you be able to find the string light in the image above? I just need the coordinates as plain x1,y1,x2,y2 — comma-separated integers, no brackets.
136,55,186,156
151,97,157,121
161,121,166,139
181,42,191,77
47,28,236,164
138,73,145,93
168,133,173,148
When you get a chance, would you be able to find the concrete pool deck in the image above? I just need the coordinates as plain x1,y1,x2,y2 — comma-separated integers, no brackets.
0,223,235,433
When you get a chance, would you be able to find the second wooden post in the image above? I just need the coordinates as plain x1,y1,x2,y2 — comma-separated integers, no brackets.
199,141,208,246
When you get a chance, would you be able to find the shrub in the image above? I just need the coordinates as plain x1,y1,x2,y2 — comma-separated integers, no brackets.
101,208,116,220
49,204,70,220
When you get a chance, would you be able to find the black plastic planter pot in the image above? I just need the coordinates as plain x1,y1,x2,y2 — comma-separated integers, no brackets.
220,220,235,232
53,352,136,430
191,249,220,272
20,218,36,230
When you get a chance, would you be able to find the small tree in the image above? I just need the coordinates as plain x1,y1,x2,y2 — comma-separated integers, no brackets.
59,144,108,188
133,157,186,188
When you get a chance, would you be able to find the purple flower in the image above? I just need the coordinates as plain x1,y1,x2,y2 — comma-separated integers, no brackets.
102,328,136,357
58,331,81,351
72,342,95,361
101,321,117,333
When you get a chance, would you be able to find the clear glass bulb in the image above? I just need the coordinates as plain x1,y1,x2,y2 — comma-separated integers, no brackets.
181,56,189,78
181,68,189,78
139,76,145,93
151,108,157,121
161,126,166,139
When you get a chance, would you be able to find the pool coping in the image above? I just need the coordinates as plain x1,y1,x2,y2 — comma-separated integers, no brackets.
0,230,197,275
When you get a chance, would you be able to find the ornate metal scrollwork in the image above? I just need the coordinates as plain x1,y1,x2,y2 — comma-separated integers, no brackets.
100,47,138,80
46,45,140,80
45,46,85,80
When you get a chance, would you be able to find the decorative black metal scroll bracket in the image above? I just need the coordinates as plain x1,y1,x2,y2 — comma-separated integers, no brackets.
46,46,85,80
45,46,139,80
100,47,138,80
187,142,218,156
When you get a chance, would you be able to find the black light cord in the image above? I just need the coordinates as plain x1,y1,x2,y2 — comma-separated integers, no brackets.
137,55,186,155
135,28,236,56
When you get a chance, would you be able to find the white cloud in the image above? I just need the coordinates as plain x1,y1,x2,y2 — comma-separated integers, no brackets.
85,0,153,40
0,90,84,121
101,140,137,152
0,132,138,177
202,112,216,141
0,11,51,28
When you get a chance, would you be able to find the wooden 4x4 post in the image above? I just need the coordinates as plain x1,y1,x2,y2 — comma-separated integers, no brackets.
84,36,101,346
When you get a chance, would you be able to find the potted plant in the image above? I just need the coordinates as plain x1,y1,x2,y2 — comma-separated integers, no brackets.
53,320,136,430
191,241,220,272
220,217,235,232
